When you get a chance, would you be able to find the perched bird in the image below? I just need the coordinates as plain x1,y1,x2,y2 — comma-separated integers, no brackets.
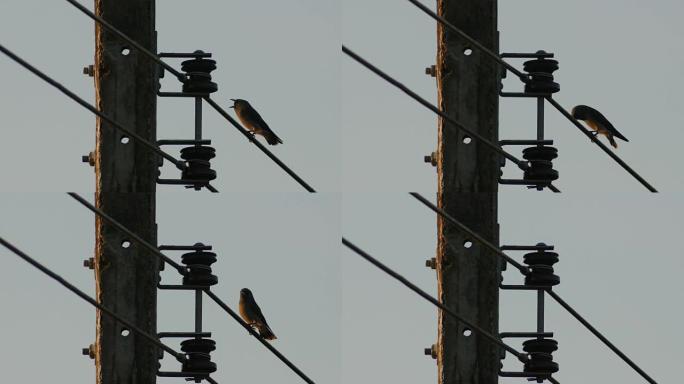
239,288,277,340
571,105,629,148
230,99,283,145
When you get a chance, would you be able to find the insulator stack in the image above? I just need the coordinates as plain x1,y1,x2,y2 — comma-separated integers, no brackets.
179,146,217,190
522,145,559,188
181,338,217,381
523,51,560,94
523,247,560,287
181,245,218,286
181,51,218,94
523,338,559,378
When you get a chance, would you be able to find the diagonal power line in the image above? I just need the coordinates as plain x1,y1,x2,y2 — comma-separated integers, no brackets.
0,236,186,363
410,192,530,275
203,290,316,384
65,0,316,192
342,45,530,172
406,0,657,192
410,192,659,384
0,43,186,171
341,237,529,364
67,192,187,275
545,98,657,192
65,193,316,384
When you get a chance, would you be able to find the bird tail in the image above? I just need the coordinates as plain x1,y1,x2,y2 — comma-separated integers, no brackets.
259,324,277,340
265,131,283,146
608,135,618,148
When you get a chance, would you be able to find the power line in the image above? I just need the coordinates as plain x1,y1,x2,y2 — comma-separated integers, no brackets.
64,0,316,192
0,236,186,363
65,0,186,82
545,97,657,192
0,43,186,171
203,290,316,384
341,237,529,364
66,193,316,384
406,0,528,82
203,97,316,192
410,192,530,275
67,192,187,275
410,192,659,384
342,45,531,172
406,0,657,192
545,290,658,384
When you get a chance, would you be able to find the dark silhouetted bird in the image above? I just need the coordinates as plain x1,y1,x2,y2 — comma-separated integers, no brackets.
572,105,628,148
230,99,283,145
239,288,277,340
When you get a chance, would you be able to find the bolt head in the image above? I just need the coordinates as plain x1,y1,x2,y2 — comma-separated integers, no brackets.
425,65,436,77
82,65,94,77
82,152,95,166
83,258,94,269
425,258,436,269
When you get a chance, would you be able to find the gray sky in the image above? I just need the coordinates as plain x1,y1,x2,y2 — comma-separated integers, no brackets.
0,0,339,192
1,0,683,383
342,0,683,383
0,193,340,384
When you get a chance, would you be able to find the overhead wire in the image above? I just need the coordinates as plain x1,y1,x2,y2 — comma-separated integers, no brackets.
410,192,530,275
67,192,187,275
342,45,530,172
0,236,186,363
411,192,659,384
65,193,316,384
65,0,316,192
406,0,657,192
0,43,186,171
203,290,316,384
341,237,529,363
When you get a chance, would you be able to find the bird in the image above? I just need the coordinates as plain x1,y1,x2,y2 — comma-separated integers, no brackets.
230,99,283,145
571,105,628,148
239,288,277,340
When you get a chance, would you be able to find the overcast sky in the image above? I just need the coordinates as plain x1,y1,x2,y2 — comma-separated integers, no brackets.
342,0,682,383
1,0,683,384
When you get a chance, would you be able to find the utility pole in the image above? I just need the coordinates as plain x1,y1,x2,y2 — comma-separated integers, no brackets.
94,1,159,383
435,0,500,383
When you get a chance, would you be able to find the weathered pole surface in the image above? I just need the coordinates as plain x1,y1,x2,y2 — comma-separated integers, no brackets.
435,0,501,383
94,0,159,382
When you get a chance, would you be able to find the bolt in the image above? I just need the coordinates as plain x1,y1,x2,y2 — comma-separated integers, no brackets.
425,65,436,77
82,151,95,166
83,257,94,269
83,65,94,77
424,344,437,359
82,344,95,359
425,258,436,269
424,152,437,167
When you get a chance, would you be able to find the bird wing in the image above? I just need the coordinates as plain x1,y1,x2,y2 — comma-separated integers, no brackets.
591,109,629,142
251,299,270,326
248,108,282,141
